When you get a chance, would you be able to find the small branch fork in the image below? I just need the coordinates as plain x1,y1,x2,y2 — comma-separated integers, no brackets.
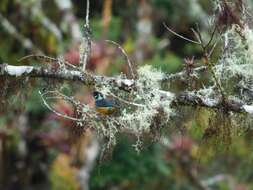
164,23,226,101
106,40,135,79
39,90,100,124
39,90,85,122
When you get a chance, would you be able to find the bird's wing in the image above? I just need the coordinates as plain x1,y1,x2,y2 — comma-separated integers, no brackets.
96,99,114,107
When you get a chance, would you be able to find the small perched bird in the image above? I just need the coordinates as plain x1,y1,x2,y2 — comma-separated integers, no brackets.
93,91,116,115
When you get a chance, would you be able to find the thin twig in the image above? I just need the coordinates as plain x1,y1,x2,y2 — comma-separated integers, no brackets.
195,24,204,46
208,35,221,57
191,24,226,100
191,28,202,44
108,92,145,107
85,0,90,27
42,90,79,106
42,90,99,118
163,66,207,81
163,23,201,45
205,58,226,100
205,24,218,49
106,40,135,79
39,90,84,122
19,54,79,70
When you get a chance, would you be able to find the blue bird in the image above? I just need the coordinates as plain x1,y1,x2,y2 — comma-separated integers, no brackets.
93,91,116,115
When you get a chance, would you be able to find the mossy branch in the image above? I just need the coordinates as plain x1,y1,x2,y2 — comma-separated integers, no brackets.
1,63,252,115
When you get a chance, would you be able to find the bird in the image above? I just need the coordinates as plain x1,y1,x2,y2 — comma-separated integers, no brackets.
93,91,116,115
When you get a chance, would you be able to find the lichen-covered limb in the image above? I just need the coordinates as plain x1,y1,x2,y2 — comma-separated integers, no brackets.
175,92,253,115
176,92,251,114
0,64,206,91
163,66,207,81
0,63,252,115
79,0,91,71
243,105,253,114
0,63,135,91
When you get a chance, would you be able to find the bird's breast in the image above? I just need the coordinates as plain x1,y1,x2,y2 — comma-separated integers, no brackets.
95,106,116,115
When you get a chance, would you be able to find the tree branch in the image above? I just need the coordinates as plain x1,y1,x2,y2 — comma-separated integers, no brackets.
162,66,207,82
175,92,246,113
80,0,91,71
1,63,252,115
0,63,135,91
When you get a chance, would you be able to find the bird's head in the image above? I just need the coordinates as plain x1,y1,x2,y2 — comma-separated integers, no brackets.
93,91,104,101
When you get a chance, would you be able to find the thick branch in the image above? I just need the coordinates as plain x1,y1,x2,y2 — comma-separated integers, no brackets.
1,64,252,115
0,64,135,91
175,92,246,113
163,66,207,82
